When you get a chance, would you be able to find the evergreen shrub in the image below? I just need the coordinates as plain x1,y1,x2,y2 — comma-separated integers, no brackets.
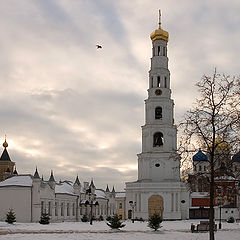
148,213,162,231
5,209,16,224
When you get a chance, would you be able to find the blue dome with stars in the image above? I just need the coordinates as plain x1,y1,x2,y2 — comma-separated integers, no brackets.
193,149,208,162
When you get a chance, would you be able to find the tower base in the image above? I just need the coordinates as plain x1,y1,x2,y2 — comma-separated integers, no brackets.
125,180,189,220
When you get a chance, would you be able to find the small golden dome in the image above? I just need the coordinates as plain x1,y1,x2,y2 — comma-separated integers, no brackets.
3,140,8,148
150,27,169,42
150,10,169,42
209,136,230,151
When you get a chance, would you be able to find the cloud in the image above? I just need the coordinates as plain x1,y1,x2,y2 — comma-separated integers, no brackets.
0,0,239,190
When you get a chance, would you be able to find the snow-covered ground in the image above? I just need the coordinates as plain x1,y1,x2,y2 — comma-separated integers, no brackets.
0,220,240,240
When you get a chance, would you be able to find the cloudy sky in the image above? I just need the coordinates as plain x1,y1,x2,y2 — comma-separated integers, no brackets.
0,0,239,191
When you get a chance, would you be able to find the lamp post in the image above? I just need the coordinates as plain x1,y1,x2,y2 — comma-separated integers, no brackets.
129,201,136,223
84,187,99,225
216,195,226,229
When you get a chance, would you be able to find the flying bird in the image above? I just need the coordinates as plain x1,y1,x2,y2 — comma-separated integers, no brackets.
96,44,102,49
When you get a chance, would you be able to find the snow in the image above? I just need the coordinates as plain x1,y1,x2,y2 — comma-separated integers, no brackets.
0,175,32,187
215,176,236,180
191,192,209,197
55,181,76,195
95,189,106,199
0,220,240,240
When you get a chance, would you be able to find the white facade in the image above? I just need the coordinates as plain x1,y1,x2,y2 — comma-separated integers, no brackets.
125,18,189,220
0,174,117,222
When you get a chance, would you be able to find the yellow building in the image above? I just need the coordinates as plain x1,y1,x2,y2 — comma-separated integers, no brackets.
115,192,126,220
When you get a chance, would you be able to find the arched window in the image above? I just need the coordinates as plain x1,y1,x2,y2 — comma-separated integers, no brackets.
150,77,153,88
164,76,167,88
157,76,160,87
163,47,166,56
153,132,163,147
198,178,203,192
155,107,162,119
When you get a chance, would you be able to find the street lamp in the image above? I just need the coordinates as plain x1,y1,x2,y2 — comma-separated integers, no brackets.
83,187,99,225
129,201,136,223
216,195,227,230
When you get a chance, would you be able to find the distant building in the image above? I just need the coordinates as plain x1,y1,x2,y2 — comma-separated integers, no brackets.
188,138,240,220
0,140,124,222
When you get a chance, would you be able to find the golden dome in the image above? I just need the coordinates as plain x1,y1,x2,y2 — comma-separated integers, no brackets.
150,26,169,42
150,10,169,42
209,136,230,151
3,140,8,148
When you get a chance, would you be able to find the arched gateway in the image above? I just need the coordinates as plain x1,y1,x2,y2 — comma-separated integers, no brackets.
148,195,164,218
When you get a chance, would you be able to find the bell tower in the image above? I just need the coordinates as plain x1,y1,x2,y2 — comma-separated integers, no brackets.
125,11,189,220
138,10,180,182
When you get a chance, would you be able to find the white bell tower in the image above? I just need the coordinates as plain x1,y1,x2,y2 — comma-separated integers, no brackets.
125,11,189,220
138,10,179,183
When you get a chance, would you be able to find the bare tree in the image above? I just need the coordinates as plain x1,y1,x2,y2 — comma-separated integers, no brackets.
179,69,240,240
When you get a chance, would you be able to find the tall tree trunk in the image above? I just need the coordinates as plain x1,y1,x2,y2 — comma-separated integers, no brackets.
209,153,215,240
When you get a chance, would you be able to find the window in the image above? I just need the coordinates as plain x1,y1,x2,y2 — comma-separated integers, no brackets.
48,202,52,216
155,107,162,119
152,47,155,56
61,203,64,216
216,186,222,195
227,187,232,195
163,47,166,56
158,46,160,55
55,202,58,216
199,165,202,171
41,201,44,214
164,76,167,88
204,166,206,171
119,202,122,209
157,76,160,87
80,205,83,215
198,179,203,192
72,203,75,216
153,132,163,147
67,203,70,216
150,77,153,88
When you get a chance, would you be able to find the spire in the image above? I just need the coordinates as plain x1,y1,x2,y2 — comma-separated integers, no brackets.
33,167,40,179
0,137,11,162
3,135,8,148
112,186,115,193
150,10,169,42
48,170,55,182
74,175,80,185
158,9,161,28
106,184,110,192
90,178,95,188
13,166,18,175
